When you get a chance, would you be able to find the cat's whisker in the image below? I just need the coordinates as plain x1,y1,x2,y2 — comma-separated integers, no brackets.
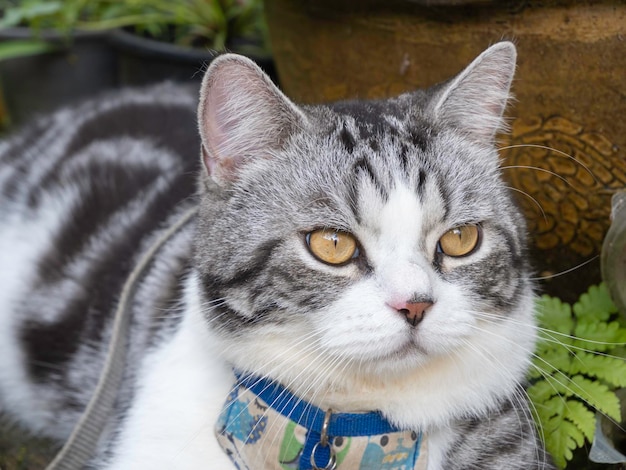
525,255,600,281
471,310,626,359
250,348,347,466
259,354,348,468
459,338,537,428
500,165,571,187
215,337,328,454
465,320,622,432
499,143,597,184
461,323,562,470
504,185,548,221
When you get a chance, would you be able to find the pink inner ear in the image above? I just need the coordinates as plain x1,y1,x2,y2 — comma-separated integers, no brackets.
198,55,304,184
201,145,216,176
201,71,245,182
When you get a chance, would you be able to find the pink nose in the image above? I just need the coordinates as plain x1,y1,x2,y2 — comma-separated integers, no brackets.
390,300,433,327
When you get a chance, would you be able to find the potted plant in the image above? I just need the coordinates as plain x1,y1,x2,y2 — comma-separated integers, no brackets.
0,0,272,127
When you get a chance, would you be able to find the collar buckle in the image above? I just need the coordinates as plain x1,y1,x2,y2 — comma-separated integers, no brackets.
311,409,337,470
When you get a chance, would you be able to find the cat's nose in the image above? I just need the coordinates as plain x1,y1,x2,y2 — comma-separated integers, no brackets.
391,300,433,327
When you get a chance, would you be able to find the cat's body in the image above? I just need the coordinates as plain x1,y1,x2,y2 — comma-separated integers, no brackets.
0,43,553,469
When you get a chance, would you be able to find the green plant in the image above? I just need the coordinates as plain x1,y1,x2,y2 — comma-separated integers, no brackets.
529,283,626,468
0,0,268,60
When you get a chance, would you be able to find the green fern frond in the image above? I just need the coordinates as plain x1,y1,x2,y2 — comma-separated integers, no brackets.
533,371,621,419
544,417,585,469
573,320,626,352
567,375,621,421
529,282,626,469
535,295,574,336
573,283,617,322
569,352,626,388
563,399,596,442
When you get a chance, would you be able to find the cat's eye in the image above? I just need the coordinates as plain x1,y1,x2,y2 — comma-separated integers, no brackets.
306,229,359,265
438,225,481,257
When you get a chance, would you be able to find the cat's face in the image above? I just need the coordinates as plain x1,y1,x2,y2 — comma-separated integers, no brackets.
194,43,536,425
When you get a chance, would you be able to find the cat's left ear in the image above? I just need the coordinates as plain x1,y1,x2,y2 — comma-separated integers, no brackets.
429,41,516,142
198,54,306,185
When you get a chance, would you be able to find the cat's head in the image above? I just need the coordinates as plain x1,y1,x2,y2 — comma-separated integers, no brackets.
193,42,536,428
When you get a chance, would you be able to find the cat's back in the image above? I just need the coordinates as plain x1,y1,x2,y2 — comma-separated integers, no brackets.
0,82,200,212
0,83,201,438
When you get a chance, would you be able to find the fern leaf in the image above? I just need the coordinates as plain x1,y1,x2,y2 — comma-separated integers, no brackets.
573,283,617,322
540,374,620,421
563,399,596,442
569,375,621,421
544,416,585,468
527,361,547,380
532,346,573,379
531,394,595,468
573,320,626,352
535,295,574,348
531,283,626,469
536,295,574,337
569,352,626,388
535,373,621,421
528,379,561,408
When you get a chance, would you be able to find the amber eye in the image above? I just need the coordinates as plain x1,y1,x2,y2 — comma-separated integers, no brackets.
438,225,481,257
306,229,358,265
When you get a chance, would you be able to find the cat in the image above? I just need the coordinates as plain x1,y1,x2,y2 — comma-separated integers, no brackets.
0,41,554,469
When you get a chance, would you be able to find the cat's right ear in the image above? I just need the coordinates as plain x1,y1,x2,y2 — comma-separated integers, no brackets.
198,54,306,185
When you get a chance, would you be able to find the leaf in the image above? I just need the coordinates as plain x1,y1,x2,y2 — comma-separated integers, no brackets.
531,394,595,468
544,417,585,468
573,320,626,352
0,40,57,61
562,399,596,442
532,344,574,379
569,375,621,421
0,2,63,28
569,352,626,388
573,283,617,321
530,284,626,468
535,295,574,336
528,379,561,404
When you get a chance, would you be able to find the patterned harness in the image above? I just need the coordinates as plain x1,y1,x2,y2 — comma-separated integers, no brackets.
216,374,428,470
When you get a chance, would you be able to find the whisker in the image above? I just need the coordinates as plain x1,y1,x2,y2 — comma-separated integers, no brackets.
471,310,626,357
458,337,548,460
526,255,599,281
465,319,622,433
505,186,547,221
499,143,596,184
500,165,571,187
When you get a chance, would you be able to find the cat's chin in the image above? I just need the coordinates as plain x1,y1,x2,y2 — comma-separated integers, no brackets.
354,340,433,374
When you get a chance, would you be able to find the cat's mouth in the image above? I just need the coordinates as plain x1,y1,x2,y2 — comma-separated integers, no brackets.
371,336,429,364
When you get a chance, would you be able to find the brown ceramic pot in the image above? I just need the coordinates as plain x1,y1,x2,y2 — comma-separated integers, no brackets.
265,0,626,300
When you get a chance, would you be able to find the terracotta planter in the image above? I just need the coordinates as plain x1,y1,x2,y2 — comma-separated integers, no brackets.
264,0,626,301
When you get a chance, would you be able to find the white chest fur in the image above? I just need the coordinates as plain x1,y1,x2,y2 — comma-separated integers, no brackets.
104,285,233,469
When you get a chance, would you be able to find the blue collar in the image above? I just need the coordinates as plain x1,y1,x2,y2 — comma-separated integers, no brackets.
236,373,401,437
228,373,423,469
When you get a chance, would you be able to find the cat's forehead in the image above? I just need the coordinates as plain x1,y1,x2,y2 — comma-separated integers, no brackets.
296,99,497,202
313,94,430,142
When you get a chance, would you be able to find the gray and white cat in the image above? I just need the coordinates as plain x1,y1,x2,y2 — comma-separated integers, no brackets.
0,41,554,469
